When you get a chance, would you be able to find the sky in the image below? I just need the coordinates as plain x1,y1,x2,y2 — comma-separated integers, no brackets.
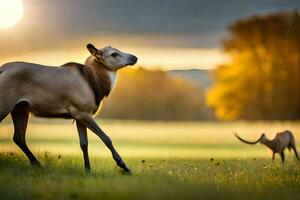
0,0,299,70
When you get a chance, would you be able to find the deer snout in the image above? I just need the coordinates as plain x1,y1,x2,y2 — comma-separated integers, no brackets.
129,55,138,65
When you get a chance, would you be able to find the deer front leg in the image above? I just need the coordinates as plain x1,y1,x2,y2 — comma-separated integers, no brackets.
76,121,91,173
75,112,130,173
272,151,275,162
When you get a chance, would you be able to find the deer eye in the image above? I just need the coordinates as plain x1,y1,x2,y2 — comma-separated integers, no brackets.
111,52,119,57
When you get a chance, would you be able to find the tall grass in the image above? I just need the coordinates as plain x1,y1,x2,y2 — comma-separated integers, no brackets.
0,120,299,199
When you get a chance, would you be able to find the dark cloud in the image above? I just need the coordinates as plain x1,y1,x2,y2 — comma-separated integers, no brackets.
31,0,299,34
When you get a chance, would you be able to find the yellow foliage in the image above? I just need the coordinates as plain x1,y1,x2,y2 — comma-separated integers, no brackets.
206,11,300,120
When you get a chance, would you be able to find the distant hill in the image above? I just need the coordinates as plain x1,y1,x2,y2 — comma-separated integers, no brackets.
167,69,213,90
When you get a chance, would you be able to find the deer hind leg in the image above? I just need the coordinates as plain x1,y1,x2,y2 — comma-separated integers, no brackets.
290,142,300,161
0,101,16,156
0,108,11,155
272,151,275,162
11,102,40,166
0,101,15,123
0,110,9,124
293,147,300,160
288,138,299,160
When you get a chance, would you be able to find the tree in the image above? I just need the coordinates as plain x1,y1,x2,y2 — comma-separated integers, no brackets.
206,11,300,120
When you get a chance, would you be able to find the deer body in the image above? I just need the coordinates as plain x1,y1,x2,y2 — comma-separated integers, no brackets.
0,44,138,173
235,130,299,163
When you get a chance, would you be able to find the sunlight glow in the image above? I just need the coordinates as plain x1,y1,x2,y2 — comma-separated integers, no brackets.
0,0,23,29
0,47,228,70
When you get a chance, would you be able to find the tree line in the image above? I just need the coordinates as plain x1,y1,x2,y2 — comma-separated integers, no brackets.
99,68,212,121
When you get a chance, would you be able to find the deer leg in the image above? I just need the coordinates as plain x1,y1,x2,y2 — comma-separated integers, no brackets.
76,121,91,172
272,152,275,162
0,110,10,155
280,151,285,164
76,113,130,173
289,140,300,161
0,102,15,159
292,146,300,160
0,111,9,123
0,102,15,123
11,103,40,166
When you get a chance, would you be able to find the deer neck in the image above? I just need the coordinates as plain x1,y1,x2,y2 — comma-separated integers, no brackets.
86,57,115,96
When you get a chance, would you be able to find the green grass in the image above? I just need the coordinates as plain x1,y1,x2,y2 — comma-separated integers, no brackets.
0,119,300,199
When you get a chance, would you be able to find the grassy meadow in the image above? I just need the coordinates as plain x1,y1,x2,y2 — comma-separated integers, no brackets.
0,119,300,199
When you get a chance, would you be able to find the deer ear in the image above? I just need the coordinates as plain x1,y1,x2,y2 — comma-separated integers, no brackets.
86,44,103,62
87,43,98,56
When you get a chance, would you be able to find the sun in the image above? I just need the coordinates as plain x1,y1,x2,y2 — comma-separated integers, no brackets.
0,0,24,29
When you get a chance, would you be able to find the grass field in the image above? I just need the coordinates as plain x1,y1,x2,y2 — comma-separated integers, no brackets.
0,119,300,199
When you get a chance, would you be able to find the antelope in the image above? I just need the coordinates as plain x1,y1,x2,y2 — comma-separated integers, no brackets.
0,43,138,173
235,130,299,163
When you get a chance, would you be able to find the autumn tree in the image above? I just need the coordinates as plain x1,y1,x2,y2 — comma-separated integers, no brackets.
206,11,300,120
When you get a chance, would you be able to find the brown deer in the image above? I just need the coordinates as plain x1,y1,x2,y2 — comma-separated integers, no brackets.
0,43,137,173
235,130,299,163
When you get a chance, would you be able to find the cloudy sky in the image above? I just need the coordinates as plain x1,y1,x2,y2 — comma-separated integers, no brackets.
0,0,299,69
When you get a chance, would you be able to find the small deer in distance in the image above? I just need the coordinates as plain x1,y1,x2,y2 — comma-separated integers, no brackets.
235,130,299,163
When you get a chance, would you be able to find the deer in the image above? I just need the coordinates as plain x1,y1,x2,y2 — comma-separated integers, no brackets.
235,130,299,163
0,43,138,173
